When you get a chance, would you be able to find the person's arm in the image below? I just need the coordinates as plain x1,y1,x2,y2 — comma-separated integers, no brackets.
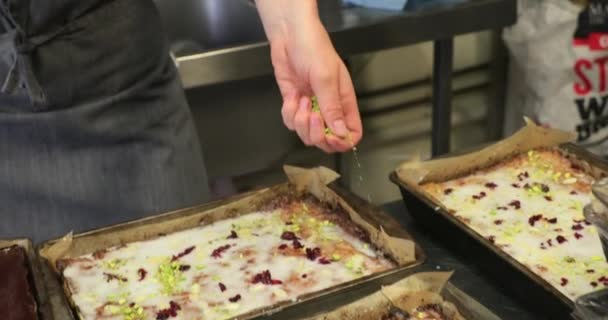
255,0,361,153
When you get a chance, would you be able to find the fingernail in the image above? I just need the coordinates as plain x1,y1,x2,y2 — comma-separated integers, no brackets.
332,120,348,137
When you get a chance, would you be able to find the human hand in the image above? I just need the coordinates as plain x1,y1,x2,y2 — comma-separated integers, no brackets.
255,0,362,153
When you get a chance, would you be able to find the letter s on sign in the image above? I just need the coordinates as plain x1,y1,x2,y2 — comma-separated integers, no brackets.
574,59,593,95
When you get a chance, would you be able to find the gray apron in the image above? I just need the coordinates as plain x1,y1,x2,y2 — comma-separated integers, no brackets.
0,0,210,243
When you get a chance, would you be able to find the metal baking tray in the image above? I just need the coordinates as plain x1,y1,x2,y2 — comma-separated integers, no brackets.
38,182,426,320
0,238,53,320
390,143,608,320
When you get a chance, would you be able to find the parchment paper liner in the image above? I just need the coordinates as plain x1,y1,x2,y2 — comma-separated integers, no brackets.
305,272,464,320
396,119,575,185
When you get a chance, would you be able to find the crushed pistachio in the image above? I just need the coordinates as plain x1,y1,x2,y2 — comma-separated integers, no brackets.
155,260,186,295
345,255,365,274
103,258,127,271
311,96,320,112
331,253,341,261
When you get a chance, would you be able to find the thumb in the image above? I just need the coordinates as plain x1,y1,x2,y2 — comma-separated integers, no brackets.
311,70,348,138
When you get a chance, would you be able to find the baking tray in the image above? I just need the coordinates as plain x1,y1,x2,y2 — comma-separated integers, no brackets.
39,174,426,320
273,272,502,320
1,238,53,320
390,143,608,320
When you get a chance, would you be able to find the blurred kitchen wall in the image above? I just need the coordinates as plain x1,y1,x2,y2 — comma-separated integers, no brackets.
186,31,494,203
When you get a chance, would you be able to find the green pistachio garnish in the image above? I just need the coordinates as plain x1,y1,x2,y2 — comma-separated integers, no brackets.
156,260,185,295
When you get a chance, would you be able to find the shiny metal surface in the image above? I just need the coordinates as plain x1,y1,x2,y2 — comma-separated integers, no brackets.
154,0,516,89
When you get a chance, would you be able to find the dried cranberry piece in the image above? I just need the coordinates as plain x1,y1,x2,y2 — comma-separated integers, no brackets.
599,276,607,282
570,190,578,195
556,235,567,244
281,231,299,241
472,192,487,200
554,228,563,232
560,278,568,286
571,164,582,171
591,282,598,287
485,182,498,189
494,220,503,225
292,239,304,249
511,183,520,188
572,224,584,231
171,246,196,262
528,214,543,227
574,232,583,240
305,247,322,261
219,282,227,292
508,200,521,209
302,274,308,279
517,171,529,181
103,272,127,283
547,239,553,247
137,268,147,281
227,230,238,239
443,188,453,195
178,265,191,272
545,217,558,224
497,206,508,211
318,257,331,265
211,244,231,258
585,220,592,226
156,301,181,320
229,294,242,303
544,196,553,201
285,221,293,225
540,184,550,193
252,270,282,285
488,236,496,244
587,269,595,274
278,244,288,250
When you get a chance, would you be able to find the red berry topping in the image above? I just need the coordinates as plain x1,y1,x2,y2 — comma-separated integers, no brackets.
472,192,487,200
227,230,238,239
178,265,191,272
571,164,581,171
560,278,568,286
591,282,598,287
572,224,584,231
278,244,288,250
318,257,331,265
305,247,322,261
281,231,298,241
556,235,567,244
219,282,226,292
511,183,520,188
528,214,543,227
229,294,241,303
137,268,147,281
509,200,521,209
517,171,529,181
485,182,498,189
545,217,558,224
443,188,453,195
211,245,231,258
574,232,583,240
156,301,181,320
103,273,127,283
285,221,293,225
544,196,553,201
494,220,504,225
497,206,508,210
570,190,578,195
171,246,196,262
488,235,496,244
292,239,304,249
547,239,553,247
252,270,282,285
587,269,595,274
302,274,307,279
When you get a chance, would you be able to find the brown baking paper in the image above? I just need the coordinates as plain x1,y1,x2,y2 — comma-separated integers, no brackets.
305,272,463,320
41,165,415,270
396,119,575,185
284,165,416,265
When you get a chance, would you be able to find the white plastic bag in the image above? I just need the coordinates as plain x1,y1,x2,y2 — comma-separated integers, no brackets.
504,0,608,155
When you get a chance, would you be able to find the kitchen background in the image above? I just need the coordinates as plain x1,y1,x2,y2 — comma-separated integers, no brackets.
155,0,499,204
